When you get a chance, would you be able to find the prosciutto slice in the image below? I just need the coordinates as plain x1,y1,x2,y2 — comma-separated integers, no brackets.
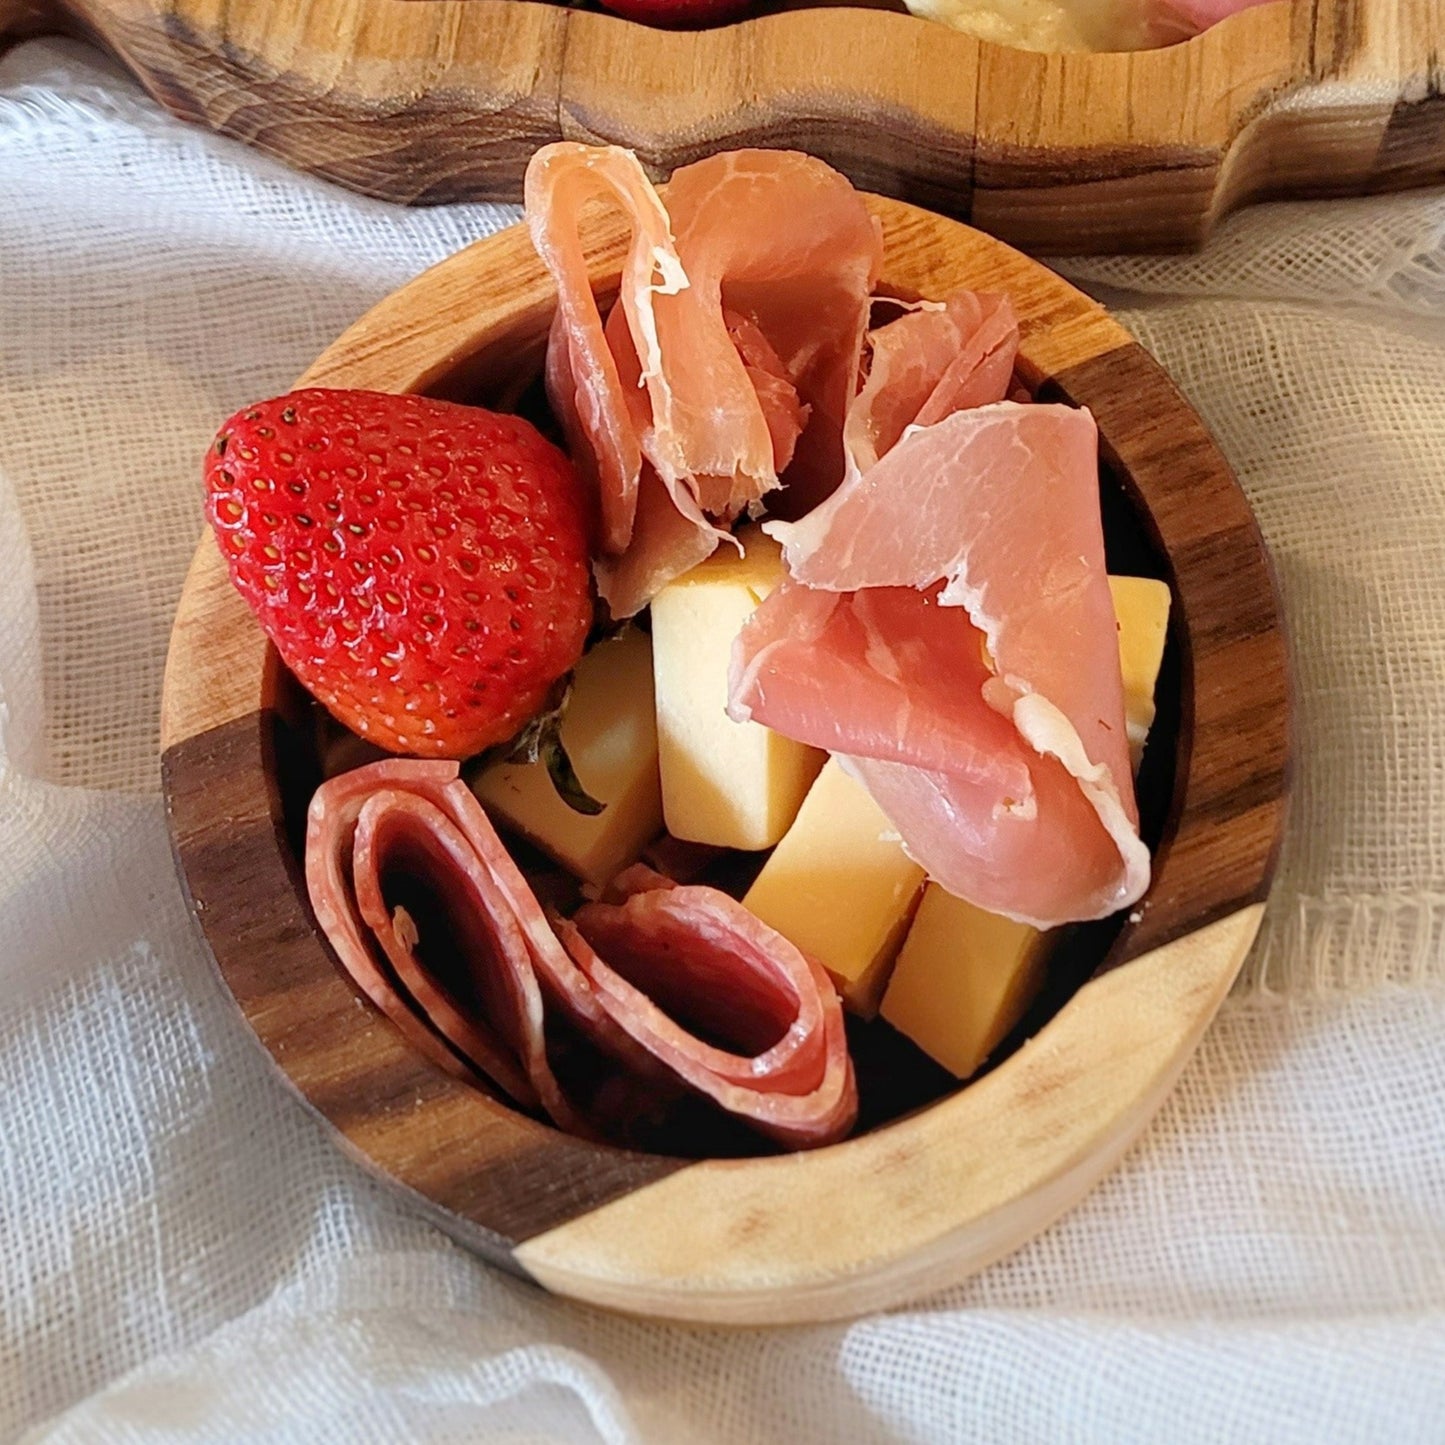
735,397,1149,927
526,146,681,555
306,759,856,1148
845,292,1018,475
663,149,882,520
526,143,880,613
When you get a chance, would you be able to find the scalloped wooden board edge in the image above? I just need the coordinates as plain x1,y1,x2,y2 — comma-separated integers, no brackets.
1,0,1440,252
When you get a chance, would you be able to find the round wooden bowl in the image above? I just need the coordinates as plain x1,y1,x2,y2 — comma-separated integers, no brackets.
160,195,1289,1325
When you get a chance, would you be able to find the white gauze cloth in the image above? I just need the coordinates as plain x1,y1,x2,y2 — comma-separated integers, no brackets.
2,37,1444,1445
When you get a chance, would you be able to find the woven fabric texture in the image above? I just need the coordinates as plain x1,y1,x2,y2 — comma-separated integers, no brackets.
2,37,1443,1445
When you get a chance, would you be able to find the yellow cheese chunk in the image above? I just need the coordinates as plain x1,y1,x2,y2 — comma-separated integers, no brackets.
651,525,826,850
743,759,926,1018
1109,575,1171,770
880,576,1173,1078
881,890,1051,1079
469,629,662,887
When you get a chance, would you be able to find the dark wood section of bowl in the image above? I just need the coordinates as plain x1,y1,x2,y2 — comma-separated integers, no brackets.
162,706,691,1267
1048,345,1290,968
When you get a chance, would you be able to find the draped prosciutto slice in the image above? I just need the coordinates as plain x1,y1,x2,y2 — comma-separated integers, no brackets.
845,293,1018,475
663,149,881,520
590,303,811,619
526,143,880,613
591,300,721,618
741,401,1149,927
306,759,855,1148
526,145,681,555
729,582,1031,790
728,584,1133,923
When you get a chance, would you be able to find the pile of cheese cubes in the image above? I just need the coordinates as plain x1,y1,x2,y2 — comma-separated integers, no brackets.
473,527,1169,1083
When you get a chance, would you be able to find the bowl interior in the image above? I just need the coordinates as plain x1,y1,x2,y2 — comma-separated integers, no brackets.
262,289,1185,1162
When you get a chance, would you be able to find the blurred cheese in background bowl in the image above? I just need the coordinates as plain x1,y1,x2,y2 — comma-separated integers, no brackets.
899,0,1272,51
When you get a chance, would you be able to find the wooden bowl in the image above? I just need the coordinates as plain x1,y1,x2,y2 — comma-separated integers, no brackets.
160,195,1289,1325
3,0,1441,253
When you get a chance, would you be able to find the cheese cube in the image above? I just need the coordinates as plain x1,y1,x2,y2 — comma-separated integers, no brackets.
1109,575,1171,769
651,526,825,850
880,576,1173,1079
469,629,662,887
743,759,926,1018
881,891,1051,1079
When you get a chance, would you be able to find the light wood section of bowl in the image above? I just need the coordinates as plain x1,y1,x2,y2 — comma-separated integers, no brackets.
517,906,1263,1323
1,0,1440,252
160,195,1289,1322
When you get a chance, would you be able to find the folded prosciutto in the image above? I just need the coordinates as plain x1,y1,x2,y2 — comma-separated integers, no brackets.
729,304,1149,928
844,292,1018,475
526,143,881,616
306,759,856,1148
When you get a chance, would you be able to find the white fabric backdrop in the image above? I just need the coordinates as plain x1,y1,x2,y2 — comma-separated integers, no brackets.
3,37,1443,1444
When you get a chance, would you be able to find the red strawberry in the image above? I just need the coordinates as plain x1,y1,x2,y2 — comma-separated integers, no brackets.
205,388,594,759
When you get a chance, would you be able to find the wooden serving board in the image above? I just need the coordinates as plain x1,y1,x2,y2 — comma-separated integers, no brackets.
159,195,1290,1322
1,0,1440,251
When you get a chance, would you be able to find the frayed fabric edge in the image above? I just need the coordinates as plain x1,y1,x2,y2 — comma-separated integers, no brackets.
1238,890,1445,997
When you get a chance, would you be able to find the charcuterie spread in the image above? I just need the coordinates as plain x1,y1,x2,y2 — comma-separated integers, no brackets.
584,0,1269,49
203,145,1173,1156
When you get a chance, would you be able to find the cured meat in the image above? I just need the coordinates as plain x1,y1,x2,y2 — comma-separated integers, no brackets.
663,150,882,520
307,759,593,1131
738,401,1149,927
728,583,1135,923
593,301,720,619
306,759,855,1148
526,143,881,613
724,311,810,476
590,300,806,619
1156,0,1272,36
594,464,721,625
557,867,857,1148
844,293,1018,475
526,146,680,555
729,582,1032,791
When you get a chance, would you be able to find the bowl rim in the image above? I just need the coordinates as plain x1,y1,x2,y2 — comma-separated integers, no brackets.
160,193,1289,1324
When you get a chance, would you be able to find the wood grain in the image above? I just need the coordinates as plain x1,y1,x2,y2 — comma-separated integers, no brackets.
1,0,1440,252
160,195,1289,1320
1047,345,1290,965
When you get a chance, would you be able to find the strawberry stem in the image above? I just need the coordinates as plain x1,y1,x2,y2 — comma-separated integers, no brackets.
465,675,607,817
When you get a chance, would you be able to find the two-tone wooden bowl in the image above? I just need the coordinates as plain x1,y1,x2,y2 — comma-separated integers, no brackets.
1,0,1441,252
160,196,1289,1325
